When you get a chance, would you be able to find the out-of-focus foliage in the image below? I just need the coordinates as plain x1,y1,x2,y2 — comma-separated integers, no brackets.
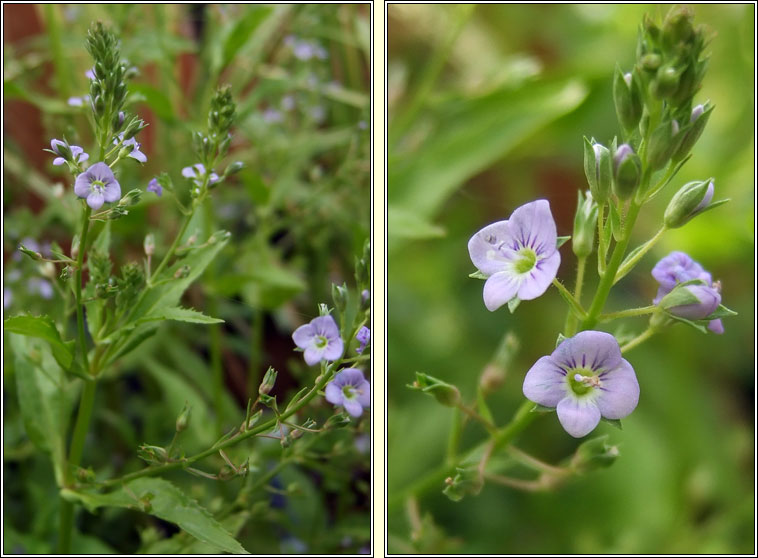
4,4,370,555
388,4,753,554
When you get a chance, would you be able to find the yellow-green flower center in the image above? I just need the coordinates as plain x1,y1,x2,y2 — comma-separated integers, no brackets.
568,367,598,396
513,248,537,274
314,335,328,349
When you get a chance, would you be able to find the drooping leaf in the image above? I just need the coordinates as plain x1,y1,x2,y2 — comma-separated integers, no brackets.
64,479,249,554
4,315,74,370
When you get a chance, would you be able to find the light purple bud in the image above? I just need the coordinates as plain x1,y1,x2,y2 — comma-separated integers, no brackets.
693,180,714,214
667,284,721,320
613,143,634,170
623,72,632,87
671,119,680,136
690,104,704,123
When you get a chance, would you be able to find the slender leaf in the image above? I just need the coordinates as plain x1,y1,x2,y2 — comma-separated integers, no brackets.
4,315,74,370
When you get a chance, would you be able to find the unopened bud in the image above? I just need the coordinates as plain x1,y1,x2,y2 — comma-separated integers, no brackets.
570,435,619,473
479,363,505,393
659,282,720,320
223,161,244,178
650,66,679,99
647,119,683,171
583,138,612,203
175,402,191,432
640,53,662,72
409,372,461,407
143,233,155,256
672,103,713,162
664,179,715,228
613,144,641,199
259,367,277,395
332,283,348,313
613,65,643,133
19,244,42,261
325,412,352,429
572,190,598,258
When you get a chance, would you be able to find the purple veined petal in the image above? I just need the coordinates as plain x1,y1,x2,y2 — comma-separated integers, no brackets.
595,359,640,419
292,323,316,349
86,191,105,210
87,162,115,182
343,398,363,418
556,397,601,438
467,220,513,275
482,271,520,312
357,380,370,407
507,199,558,255
338,368,366,387
517,249,561,300
652,251,711,289
322,338,344,361
668,284,721,319
102,181,121,203
311,315,340,338
553,330,622,372
708,319,724,334
523,355,568,407
303,346,323,366
325,382,342,405
128,150,147,163
53,157,66,166
74,172,92,198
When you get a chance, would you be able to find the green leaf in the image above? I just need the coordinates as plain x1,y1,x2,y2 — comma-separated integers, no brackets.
388,78,588,226
387,205,446,243
64,478,248,554
556,235,571,249
4,315,74,370
9,334,67,485
141,307,224,325
220,6,273,72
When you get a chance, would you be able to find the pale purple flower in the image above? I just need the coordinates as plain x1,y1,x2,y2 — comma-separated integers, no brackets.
114,133,147,163
50,139,89,166
74,162,121,210
181,164,220,187
27,278,53,299
355,326,370,354
4,287,12,309
262,108,283,124
468,199,561,311
652,251,724,333
147,178,163,197
325,368,370,417
67,96,84,107
523,331,640,438
292,315,344,365
85,67,96,80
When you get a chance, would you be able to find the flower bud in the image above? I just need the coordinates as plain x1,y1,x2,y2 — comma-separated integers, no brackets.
18,244,42,261
662,6,695,50
664,179,714,228
671,103,713,162
331,283,348,314
570,435,619,473
640,53,662,72
259,367,277,395
223,161,244,178
572,190,598,258
583,138,612,203
612,144,641,199
650,66,679,99
443,466,483,502
647,119,683,171
613,65,643,133
409,372,461,407
660,283,720,320
175,402,192,432
143,233,155,256
325,412,352,429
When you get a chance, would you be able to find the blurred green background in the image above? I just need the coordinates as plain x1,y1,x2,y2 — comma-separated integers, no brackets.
387,4,754,554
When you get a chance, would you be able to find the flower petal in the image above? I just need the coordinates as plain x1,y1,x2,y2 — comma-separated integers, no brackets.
78,152,89,163
357,380,371,407
325,382,342,405
468,220,513,275
181,166,197,178
482,271,520,312
708,319,724,334
311,315,340,338
596,358,640,419
343,399,363,418
53,157,66,166
74,173,91,198
292,323,315,349
523,356,568,407
517,249,561,300
86,191,104,210
508,199,557,256
303,346,323,366
129,150,147,163
322,338,344,361
102,181,121,203
553,330,622,372
556,397,601,438
337,368,366,386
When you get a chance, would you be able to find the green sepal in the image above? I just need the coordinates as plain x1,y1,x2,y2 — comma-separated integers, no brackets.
601,417,623,430
468,270,488,280
507,297,521,314
530,403,556,413
556,235,571,249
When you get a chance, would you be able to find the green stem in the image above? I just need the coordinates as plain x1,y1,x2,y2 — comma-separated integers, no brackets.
597,203,607,274
455,402,496,434
598,305,657,322
97,367,335,489
613,225,667,284
564,256,586,336
620,327,656,353
581,199,643,330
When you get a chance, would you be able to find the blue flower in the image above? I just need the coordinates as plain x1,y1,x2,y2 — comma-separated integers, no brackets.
114,133,147,163
182,164,220,187
147,178,163,197
355,326,370,354
325,368,370,417
74,162,121,210
292,315,344,365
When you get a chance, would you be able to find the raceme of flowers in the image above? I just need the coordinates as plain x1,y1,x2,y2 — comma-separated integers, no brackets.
523,331,640,438
468,199,561,311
